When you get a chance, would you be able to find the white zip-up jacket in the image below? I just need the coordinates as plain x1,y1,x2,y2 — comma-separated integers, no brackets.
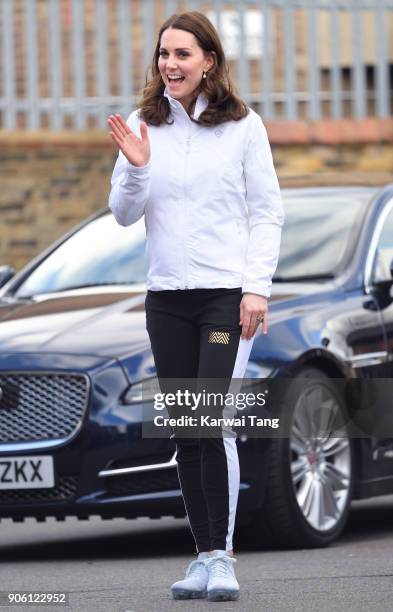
108,89,285,298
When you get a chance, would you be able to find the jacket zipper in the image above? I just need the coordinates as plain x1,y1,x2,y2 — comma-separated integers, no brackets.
183,129,191,289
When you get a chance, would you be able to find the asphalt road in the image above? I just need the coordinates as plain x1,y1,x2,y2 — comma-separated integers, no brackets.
0,495,393,612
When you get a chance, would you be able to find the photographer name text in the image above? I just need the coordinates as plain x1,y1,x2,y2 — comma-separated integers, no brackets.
154,414,280,429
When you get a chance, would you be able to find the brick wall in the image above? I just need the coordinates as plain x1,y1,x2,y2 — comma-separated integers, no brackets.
0,135,113,271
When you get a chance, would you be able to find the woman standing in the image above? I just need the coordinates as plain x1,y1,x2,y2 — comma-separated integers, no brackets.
108,11,284,603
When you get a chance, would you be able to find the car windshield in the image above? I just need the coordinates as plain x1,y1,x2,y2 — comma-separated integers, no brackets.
12,191,370,298
14,214,148,298
274,192,370,280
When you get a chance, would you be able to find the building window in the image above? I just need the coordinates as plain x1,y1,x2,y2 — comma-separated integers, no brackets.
207,10,264,59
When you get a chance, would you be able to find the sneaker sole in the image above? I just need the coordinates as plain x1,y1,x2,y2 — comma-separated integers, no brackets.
207,589,240,601
171,588,207,600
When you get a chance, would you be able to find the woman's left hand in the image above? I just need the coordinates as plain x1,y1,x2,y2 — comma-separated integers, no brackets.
239,293,268,340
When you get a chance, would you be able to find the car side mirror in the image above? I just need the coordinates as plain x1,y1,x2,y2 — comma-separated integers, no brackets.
0,265,16,288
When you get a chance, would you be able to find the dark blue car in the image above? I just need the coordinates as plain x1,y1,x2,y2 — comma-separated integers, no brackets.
1,185,393,549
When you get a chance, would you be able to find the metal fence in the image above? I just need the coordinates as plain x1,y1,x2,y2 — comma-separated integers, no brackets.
1,0,392,131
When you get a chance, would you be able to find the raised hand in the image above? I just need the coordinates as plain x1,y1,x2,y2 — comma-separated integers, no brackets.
107,113,150,168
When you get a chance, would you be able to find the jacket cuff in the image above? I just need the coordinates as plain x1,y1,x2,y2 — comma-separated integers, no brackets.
242,282,271,298
126,159,151,174
119,160,150,187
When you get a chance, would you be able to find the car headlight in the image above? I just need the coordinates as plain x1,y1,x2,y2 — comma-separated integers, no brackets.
121,377,159,405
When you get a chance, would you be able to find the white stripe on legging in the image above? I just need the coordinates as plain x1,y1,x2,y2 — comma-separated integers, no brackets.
222,335,255,551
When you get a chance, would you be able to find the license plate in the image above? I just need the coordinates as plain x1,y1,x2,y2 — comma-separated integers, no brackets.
0,455,54,489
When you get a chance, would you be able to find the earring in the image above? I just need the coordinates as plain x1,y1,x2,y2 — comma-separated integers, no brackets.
203,71,207,79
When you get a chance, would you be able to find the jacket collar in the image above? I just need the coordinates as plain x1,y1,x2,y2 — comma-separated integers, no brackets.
163,88,208,121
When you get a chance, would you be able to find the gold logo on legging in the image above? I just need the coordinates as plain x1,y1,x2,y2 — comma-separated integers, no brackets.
208,331,230,344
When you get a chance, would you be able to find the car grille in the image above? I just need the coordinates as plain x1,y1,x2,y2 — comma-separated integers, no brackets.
0,475,79,504
106,468,180,497
0,373,89,443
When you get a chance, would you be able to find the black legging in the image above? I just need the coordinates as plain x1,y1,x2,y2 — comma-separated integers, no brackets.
145,288,254,552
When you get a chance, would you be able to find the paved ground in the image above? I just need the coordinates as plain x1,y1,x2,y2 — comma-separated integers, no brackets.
0,495,393,612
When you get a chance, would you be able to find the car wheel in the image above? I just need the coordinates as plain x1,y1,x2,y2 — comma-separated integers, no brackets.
245,366,354,549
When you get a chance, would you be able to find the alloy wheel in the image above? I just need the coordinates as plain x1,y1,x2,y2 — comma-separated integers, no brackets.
289,382,352,532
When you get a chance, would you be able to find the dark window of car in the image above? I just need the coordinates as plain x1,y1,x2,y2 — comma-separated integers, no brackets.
371,202,393,283
14,214,148,298
274,192,370,281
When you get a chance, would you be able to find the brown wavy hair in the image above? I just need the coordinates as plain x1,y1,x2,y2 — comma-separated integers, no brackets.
139,11,249,127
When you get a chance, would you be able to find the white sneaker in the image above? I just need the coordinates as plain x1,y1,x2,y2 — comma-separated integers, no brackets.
205,550,240,601
170,558,209,600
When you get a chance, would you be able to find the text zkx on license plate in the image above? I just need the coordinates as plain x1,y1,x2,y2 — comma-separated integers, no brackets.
0,456,54,489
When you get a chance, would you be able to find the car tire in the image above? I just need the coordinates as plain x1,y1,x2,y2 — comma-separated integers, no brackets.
242,366,354,549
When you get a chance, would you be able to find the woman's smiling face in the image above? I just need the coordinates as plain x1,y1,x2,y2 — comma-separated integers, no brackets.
158,27,214,110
